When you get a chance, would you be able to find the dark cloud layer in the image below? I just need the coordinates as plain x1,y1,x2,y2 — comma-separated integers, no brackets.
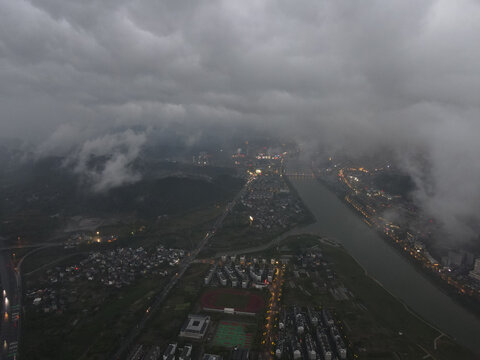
1,0,480,239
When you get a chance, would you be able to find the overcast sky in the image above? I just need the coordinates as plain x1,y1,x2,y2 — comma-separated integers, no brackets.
1,0,480,240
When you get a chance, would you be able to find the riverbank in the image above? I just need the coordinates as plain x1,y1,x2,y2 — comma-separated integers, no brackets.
285,176,480,354
316,238,475,359
269,234,474,359
282,175,316,227
315,175,480,321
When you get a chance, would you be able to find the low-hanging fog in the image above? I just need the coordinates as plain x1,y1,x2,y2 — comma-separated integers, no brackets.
1,0,480,241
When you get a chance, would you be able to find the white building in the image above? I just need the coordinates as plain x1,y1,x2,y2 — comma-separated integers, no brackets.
179,315,210,340
469,258,480,281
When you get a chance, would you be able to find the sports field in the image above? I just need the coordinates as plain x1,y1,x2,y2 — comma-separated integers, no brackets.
214,291,250,308
212,321,253,348
200,288,265,313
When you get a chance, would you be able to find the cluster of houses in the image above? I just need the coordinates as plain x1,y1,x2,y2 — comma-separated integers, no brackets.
275,306,347,360
205,255,284,289
79,246,185,287
27,246,185,311
240,175,306,231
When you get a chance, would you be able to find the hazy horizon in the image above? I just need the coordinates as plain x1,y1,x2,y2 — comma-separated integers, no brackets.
1,0,480,241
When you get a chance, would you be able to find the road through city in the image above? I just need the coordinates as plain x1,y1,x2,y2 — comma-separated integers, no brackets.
111,175,254,360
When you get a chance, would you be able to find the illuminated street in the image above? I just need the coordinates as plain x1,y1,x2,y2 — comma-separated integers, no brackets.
262,265,284,360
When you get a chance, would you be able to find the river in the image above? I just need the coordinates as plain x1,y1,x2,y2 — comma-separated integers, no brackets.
287,176,480,354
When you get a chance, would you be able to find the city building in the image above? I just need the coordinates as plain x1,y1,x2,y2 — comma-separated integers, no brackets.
179,314,210,340
163,343,177,360
179,344,193,360
205,265,216,285
469,258,480,282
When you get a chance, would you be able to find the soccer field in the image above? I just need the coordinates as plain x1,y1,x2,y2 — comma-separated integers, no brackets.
212,321,253,349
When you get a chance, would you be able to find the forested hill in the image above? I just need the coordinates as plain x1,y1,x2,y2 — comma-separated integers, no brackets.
0,156,244,242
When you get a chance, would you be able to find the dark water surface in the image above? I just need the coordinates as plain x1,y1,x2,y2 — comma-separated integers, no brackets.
288,176,480,354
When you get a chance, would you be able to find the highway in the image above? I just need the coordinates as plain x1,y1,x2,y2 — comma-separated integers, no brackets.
0,236,63,360
0,243,61,252
0,247,20,360
111,175,254,360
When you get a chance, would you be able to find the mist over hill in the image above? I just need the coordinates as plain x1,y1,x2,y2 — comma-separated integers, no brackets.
0,153,243,243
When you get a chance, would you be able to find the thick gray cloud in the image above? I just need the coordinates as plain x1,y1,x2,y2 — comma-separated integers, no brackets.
67,129,147,192
1,0,480,239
